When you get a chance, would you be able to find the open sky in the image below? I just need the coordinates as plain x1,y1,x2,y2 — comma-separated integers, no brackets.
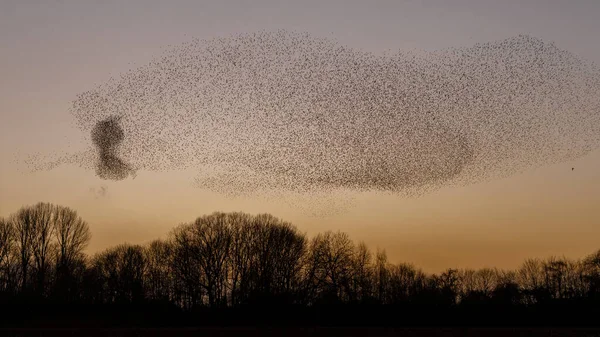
1,0,599,272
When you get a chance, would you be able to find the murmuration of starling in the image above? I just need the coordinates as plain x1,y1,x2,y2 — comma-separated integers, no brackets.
26,31,600,214
90,116,135,181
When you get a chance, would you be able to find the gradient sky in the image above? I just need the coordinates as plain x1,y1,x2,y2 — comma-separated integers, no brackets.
1,0,599,273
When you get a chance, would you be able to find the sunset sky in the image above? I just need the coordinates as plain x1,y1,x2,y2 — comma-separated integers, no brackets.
1,0,599,273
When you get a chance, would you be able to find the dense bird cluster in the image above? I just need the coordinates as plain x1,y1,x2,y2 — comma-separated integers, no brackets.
90,115,135,180
27,31,600,207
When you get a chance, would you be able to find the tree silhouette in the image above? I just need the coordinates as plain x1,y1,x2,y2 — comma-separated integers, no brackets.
29,202,55,296
2,202,600,328
53,205,91,302
91,244,147,304
0,217,15,295
307,231,355,304
11,206,36,293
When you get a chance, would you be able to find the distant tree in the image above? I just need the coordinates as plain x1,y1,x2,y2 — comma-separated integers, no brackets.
53,205,90,270
0,218,13,265
459,269,477,297
542,257,576,300
437,268,461,306
52,205,91,301
583,249,600,299
374,249,390,304
474,268,497,296
91,244,147,304
188,213,232,307
144,239,174,302
227,212,254,306
490,269,521,306
350,242,374,303
0,217,15,293
171,224,203,309
388,263,426,304
29,202,56,296
561,258,587,299
11,206,36,293
517,258,545,304
246,214,306,305
308,231,355,304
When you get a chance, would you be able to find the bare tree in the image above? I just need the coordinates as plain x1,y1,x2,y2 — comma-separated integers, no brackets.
458,267,498,305
459,269,476,296
350,242,373,302
583,249,600,298
189,213,232,307
11,206,36,292
53,205,91,270
539,256,584,300
490,269,521,305
52,205,91,300
542,256,570,300
388,263,425,304
517,258,545,304
227,212,254,306
29,202,56,295
244,214,306,303
474,268,497,296
518,258,543,291
171,224,203,309
0,218,13,268
374,249,390,303
308,231,355,303
171,213,234,308
564,259,587,299
0,217,15,293
144,239,173,302
438,268,461,306
91,244,147,303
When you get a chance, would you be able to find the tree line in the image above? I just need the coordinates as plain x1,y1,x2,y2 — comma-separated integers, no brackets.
1,202,600,327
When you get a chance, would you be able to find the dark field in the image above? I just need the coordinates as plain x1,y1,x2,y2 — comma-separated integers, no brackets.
1,328,600,337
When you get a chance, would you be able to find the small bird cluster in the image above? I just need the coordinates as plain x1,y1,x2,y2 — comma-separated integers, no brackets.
27,31,600,212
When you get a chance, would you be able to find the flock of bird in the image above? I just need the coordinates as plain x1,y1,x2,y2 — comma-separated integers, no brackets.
26,30,600,213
